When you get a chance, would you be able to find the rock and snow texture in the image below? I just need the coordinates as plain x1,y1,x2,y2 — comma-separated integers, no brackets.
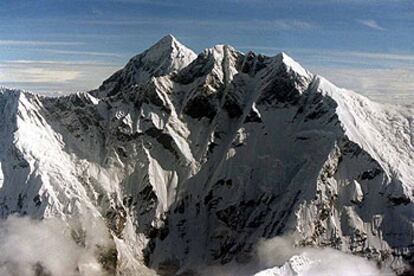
252,250,385,276
254,254,317,276
0,35,413,275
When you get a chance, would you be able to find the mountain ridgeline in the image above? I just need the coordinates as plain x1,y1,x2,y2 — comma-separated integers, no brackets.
0,35,413,275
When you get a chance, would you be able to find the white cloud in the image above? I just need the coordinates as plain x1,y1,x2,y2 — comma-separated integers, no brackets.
356,19,386,31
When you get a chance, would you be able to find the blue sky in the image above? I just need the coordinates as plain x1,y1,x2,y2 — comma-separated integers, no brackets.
0,0,413,104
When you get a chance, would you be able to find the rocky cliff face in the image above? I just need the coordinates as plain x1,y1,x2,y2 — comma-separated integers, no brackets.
0,35,413,275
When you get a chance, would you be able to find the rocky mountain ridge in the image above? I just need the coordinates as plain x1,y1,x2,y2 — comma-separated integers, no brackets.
0,34,413,275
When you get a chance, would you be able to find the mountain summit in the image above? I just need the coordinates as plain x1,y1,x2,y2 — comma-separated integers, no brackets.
98,34,197,96
0,35,413,275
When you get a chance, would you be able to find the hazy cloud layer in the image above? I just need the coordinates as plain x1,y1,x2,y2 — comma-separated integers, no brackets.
313,67,414,105
0,40,84,46
0,215,112,276
0,60,121,95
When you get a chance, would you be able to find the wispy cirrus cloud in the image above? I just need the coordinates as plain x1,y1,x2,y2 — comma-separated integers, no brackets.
1,60,116,66
79,18,315,31
0,40,84,46
356,19,386,31
337,51,414,62
39,49,122,58
0,60,120,94
248,19,315,30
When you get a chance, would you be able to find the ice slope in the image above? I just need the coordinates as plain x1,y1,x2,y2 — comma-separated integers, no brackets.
0,35,413,275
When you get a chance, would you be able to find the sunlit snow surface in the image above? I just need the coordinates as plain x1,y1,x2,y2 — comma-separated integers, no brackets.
254,255,316,276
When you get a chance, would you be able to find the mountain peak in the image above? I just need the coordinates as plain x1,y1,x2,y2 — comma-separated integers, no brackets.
276,51,311,78
142,34,197,67
146,34,181,55
154,34,177,46
98,34,197,95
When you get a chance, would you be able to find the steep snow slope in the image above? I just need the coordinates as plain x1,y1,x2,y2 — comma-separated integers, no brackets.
0,35,413,275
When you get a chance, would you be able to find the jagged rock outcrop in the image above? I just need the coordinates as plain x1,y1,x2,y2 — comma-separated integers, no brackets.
0,35,413,275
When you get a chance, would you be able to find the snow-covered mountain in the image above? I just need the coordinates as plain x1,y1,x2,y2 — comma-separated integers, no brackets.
0,34,413,275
